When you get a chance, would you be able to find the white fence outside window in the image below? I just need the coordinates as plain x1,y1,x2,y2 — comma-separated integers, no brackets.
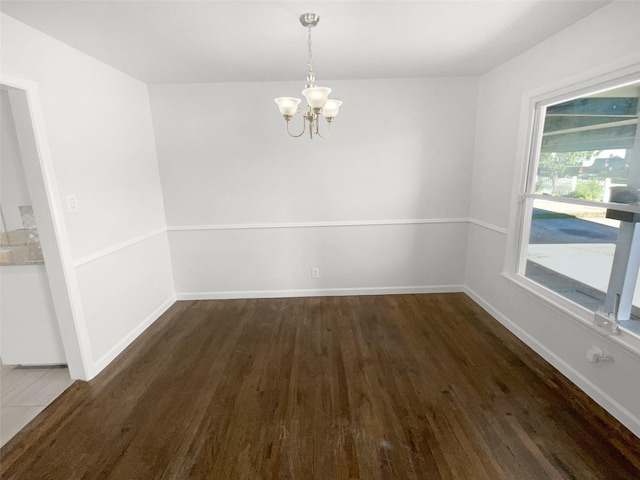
535,176,624,201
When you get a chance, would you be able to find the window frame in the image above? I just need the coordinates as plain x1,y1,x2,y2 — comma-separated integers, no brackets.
503,64,640,351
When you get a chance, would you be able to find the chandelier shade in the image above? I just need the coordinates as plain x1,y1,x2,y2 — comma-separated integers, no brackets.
274,13,342,139
322,99,343,119
302,87,331,109
274,97,301,117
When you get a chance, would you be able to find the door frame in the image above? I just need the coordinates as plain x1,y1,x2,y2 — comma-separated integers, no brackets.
1,74,92,380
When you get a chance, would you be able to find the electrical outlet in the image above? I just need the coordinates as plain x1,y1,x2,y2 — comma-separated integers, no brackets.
311,267,320,279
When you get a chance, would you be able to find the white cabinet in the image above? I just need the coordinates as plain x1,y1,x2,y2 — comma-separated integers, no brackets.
0,264,66,365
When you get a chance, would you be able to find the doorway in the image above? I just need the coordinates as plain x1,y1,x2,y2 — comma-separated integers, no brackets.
0,78,89,382
1,85,67,365
0,83,82,446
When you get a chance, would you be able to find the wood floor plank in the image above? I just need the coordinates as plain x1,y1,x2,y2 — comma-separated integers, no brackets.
1,293,639,479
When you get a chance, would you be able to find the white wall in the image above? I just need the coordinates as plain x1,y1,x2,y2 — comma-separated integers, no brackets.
466,1,640,436
149,78,477,297
1,14,175,379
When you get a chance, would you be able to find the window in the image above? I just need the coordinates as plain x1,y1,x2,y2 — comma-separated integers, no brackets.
517,77,640,335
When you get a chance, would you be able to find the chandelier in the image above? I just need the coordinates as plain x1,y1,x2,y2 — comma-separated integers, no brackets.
274,13,342,139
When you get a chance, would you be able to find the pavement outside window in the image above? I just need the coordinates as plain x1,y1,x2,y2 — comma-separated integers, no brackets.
525,199,640,320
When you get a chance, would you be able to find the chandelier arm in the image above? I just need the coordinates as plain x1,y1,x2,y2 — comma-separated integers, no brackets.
315,117,332,138
286,117,306,138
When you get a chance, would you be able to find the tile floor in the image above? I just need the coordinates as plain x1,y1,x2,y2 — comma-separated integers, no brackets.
0,362,73,448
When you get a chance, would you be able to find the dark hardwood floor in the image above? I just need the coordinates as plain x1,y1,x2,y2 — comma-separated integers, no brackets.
1,293,639,479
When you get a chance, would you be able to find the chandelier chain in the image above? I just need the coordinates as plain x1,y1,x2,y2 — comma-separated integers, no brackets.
306,26,315,84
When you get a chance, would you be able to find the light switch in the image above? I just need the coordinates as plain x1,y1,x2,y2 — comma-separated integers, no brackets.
65,194,79,213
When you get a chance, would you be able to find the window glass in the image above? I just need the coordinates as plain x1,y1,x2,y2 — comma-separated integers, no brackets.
525,199,616,312
521,80,640,325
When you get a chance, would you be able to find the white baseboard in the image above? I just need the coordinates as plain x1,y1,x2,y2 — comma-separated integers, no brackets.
464,286,640,439
176,284,464,301
91,295,176,377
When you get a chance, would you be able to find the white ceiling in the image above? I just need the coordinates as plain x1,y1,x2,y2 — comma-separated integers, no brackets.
0,1,611,84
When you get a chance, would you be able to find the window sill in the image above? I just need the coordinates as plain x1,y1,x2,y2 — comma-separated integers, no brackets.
618,319,640,340
501,272,640,359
